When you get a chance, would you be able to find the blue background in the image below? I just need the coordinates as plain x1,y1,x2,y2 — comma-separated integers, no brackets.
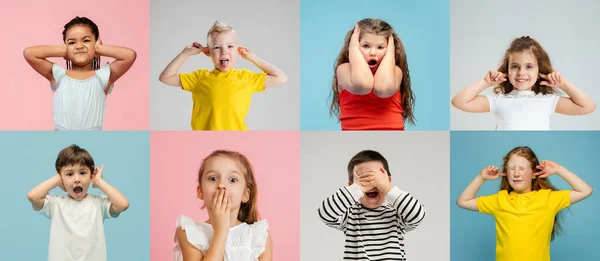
0,131,150,260
451,131,600,261
300,0,450,130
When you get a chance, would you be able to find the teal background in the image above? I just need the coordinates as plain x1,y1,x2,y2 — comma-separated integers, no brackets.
451,131,600,260
300,0,450,130
0,131,150,260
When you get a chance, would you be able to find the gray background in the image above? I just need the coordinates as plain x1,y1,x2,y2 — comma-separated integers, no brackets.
300,132,450,261
150,0,300,130
451,0,600,130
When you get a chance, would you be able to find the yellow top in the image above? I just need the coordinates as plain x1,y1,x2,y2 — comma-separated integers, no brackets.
180,68,266,130
477,189,570,261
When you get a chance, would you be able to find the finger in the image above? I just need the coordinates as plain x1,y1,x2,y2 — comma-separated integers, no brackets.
217,188,224,209
225,196,230,212
499,172,507,176
221,189,228,211
540,81,550,86
538,73,548,80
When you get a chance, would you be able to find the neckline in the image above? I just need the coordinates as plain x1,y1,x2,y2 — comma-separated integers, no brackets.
201,221,247,231
64,72,98,82
508,89,536,96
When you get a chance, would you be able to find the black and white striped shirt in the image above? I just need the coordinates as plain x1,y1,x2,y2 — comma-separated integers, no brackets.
318,184,426,260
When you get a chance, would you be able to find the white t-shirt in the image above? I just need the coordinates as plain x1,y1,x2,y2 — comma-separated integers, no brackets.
39,194,115,261
486,90,561,130
173,215,269,261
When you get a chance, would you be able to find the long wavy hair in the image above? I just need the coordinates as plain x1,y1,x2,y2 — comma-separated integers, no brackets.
329,18,415,125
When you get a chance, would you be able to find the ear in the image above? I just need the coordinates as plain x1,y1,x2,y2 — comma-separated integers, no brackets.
388,176,392,182
242,187,250,203
196,185,203,200
348,181,353,186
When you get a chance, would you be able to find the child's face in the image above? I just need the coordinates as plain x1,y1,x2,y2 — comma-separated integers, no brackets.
506,155,534,193
359,33,389,73
59,163,93,200
207,31,239,72
198,155,250,212
64,25,97,68
351,161,388,209
507,50,539,91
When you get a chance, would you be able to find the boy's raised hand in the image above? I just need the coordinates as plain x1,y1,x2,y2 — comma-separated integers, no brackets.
92,164,104,188
56,173,66,192
183,42,209,57
237,46,257,61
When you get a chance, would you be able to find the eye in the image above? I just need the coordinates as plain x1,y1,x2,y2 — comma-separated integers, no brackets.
229,177,238,183
527,65,533,69
66,173,73,176
208,176,217,182
213,46,220,50
228,45,234,48
378,46,385,50
68,42,75,45
362,44,369,48
510,65,518,69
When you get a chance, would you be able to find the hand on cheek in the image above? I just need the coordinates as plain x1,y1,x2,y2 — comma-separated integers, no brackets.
374,167,393,194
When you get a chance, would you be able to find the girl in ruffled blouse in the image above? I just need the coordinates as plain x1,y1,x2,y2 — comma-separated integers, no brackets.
173,150,272,261
451,36,595,130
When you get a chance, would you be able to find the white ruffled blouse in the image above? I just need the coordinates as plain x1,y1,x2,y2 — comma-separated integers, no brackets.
486,90,561,130
173,215,269,261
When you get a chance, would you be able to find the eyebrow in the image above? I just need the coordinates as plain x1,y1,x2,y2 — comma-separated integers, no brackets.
66,36,92,41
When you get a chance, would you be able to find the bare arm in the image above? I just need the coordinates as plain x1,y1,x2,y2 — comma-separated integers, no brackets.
344,25,374,94
258,231,273,261
95,41,137,90
373,36,401,98
451,71,507,113
26,174,62,211
535,160,593,205
92,165,129,216
554,81,596,115
456,166,505,211
176,228,204,261
159,42,207,87
23,45,67,87
456,175,485,211
239,47,287,88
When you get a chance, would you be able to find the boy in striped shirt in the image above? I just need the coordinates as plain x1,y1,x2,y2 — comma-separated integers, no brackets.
318,150,426,261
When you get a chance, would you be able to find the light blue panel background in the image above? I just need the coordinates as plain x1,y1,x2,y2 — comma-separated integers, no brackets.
450,131,600,261
0,131,150,260
300,0,450,130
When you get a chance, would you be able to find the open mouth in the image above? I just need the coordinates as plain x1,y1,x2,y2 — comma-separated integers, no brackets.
220,58,230,68
367,59,378,67
365,191,379,198
73,186,83,194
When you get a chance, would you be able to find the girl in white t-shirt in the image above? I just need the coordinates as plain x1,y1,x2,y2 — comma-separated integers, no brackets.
452,36,595,130
174,150,272,261
26,145,130,261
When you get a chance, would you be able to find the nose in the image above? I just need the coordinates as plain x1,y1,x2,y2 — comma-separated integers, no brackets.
518,67,526,75
369,48,376,56
74,175,81,183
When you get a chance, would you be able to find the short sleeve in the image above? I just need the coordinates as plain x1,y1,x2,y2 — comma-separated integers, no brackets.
485,94,498,113
240,69,267,92
549,190,571,213
250,220,269,260
476,193,499,215
94,195,115,219
38,194,57,218
549,93,561,114
175,215,210,252
180,69,208,92
50,63,67,91
96,62,114,94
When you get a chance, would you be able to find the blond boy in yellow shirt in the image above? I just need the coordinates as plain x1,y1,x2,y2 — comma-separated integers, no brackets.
159,21,288,130
456,146,593,261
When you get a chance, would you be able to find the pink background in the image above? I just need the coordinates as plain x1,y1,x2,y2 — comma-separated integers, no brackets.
0,0,149,130
150,131,300,260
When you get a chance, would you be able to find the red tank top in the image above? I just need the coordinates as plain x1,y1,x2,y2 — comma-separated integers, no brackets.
339,89,404,130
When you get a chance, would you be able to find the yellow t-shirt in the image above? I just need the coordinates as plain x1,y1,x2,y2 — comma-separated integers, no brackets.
476,189,571,261
180,68,267,130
